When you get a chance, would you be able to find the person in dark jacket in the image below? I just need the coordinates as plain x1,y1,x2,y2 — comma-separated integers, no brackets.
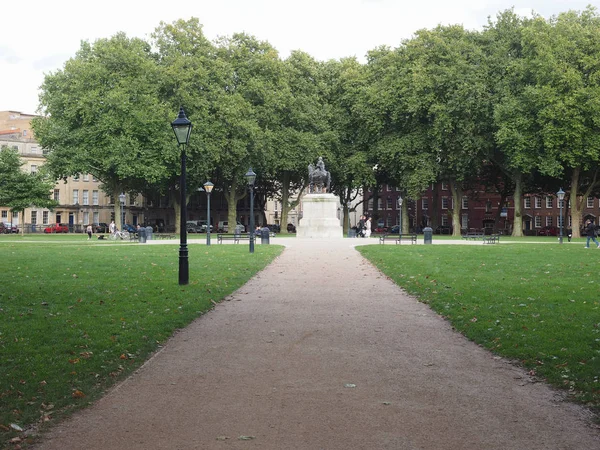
584,219,600,248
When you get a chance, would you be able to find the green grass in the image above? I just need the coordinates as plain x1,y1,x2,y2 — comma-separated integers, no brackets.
359,243,600,417
0,239,283,446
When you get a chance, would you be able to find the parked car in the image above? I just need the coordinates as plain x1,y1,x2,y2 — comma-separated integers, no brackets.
198,220,213,233
186,221,202,233
0,222,18,234
389,225,400,234
373,226,388,233
287,223,296,233
266,224,281,233
44,223,69,233
123,224,137,233
217,221,245,233
94,223,109,233
537,226,559,236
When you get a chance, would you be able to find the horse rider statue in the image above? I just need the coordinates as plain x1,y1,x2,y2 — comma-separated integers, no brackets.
308,157,331,193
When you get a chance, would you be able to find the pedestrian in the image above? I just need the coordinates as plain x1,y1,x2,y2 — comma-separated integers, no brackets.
357,215,365,238
584,219,600,249
109,220,116,235
364,216,372,238
86,224,93,240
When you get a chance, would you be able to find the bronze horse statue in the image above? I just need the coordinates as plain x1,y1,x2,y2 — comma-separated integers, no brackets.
308,157,331,193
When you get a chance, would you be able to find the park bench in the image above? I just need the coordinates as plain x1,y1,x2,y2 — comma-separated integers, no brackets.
217,233,250,244
155,234,176,240
462,232,485,241
379,233,417,244
483,234,500,244
396,233,418,244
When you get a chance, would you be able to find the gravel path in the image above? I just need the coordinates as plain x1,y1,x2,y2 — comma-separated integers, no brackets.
36,239,600,449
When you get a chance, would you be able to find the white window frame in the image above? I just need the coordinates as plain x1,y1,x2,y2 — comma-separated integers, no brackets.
82,190,89,206
524,197,531,209
545,216,552,227
73,189,79,205
535,216,542,228
534,197,542,208
441,197,449,210
441,182,449,191
546,196,553,208
422,198,429,210
587,197,594,208
93,190,99,206
461,197,468,209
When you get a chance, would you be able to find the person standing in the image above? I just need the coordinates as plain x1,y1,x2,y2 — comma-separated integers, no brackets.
86,224,93,240
364,216,372,238
357,215,365,238
109,220,116,235
584,219,600,248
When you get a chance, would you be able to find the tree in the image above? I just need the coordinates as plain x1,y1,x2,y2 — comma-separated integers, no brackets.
0,147,57,233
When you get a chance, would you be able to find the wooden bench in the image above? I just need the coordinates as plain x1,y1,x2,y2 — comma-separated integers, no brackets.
379,233,417,244
155,234,176,240
483,234,500,244
462,233,484,241
396,233,417,244
217,233,250,244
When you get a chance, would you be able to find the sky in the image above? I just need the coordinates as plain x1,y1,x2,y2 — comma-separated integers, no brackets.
1,0,597,115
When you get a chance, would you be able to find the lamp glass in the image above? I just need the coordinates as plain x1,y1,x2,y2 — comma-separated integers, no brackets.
171,107,192,145
203,181,214,194
557,188,565,200
398,196,403,207
245,168,257,186
119,193,125,203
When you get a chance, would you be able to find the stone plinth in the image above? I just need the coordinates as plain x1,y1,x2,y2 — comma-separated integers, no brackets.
297,193,343,239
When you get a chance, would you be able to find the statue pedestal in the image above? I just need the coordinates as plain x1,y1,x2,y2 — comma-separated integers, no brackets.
297,193,343,239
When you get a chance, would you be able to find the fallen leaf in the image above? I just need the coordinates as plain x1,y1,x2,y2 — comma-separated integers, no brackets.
72,390,85,399
10,423,24,432
238,436,255,440
344,383,357,388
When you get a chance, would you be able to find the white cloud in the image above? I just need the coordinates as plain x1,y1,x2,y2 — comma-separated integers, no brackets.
0,0,596,114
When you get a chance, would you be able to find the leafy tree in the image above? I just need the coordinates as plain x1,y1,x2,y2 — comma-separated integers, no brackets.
0,147,57,233
32,33,171,230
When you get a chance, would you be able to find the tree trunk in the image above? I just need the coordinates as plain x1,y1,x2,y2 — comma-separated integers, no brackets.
172,190,181,235
281,172,290,234
512,171,523,237
225,179,241,232
570,167,582,239
449,180,462,237
402,201,409,234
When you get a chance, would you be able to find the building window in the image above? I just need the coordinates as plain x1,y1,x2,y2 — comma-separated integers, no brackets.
461,197,468,209
441,215,449,226
1,210,7,219
461,213,469,228
535,216,542,228
587,197,594,208
73,189,79,205
559,199,565,209
73,173,80,181
43,211,49,224
30,165,37,174
441,182,449,191
83,174,89,182
53,189,60,202
92,190,99,206
378,198,384,210
534,197,542,208
546,196,553,208
83,190,89,206
368,198,373,210
92,175,98,182
387,185,392,191
93,212,99,224
524,197,531,209
386,216,393,227
31,211,37,225
386,197,392,209
12,211,18,219
422,198,429,210
558,215,564,228
83,212,89,225
441,197,449,209
545,216,552,227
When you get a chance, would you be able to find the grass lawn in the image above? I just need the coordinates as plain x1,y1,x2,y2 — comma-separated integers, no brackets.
0,237,283,446
359,243,600,418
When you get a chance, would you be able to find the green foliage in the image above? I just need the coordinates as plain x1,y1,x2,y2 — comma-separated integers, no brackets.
360,244,600,416
0,147,57,212
0,240,283,444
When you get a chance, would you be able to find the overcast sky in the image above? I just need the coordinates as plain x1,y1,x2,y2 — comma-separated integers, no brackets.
1,0,596,115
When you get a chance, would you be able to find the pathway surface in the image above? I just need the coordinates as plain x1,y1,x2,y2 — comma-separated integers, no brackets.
36,238,599,449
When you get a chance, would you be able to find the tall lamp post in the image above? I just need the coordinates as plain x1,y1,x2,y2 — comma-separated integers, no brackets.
171,107,193,285
557,188,565,244
204,181,214,246
119,193,126,231
245,168,256,254
398,196,403,234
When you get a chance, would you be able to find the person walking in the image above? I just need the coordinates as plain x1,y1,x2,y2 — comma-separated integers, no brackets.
86,224,93,240
584,219,600,248
109,220,116,235
357,215,365,238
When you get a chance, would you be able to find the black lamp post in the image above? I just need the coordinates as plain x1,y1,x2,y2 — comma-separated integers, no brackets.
171,107,193,285
245,168,256,253
204,181,214,246
557,188,565,245
398,196,403,234
119,193,126,231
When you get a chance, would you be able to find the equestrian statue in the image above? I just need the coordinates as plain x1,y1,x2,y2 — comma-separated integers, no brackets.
308,157,331,193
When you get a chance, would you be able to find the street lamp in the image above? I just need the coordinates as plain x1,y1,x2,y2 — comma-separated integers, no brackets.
398,196,403,234
245,168,256,254
171,107,193,285
204,181,214,246
557,188,565,244
119,192,126,231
